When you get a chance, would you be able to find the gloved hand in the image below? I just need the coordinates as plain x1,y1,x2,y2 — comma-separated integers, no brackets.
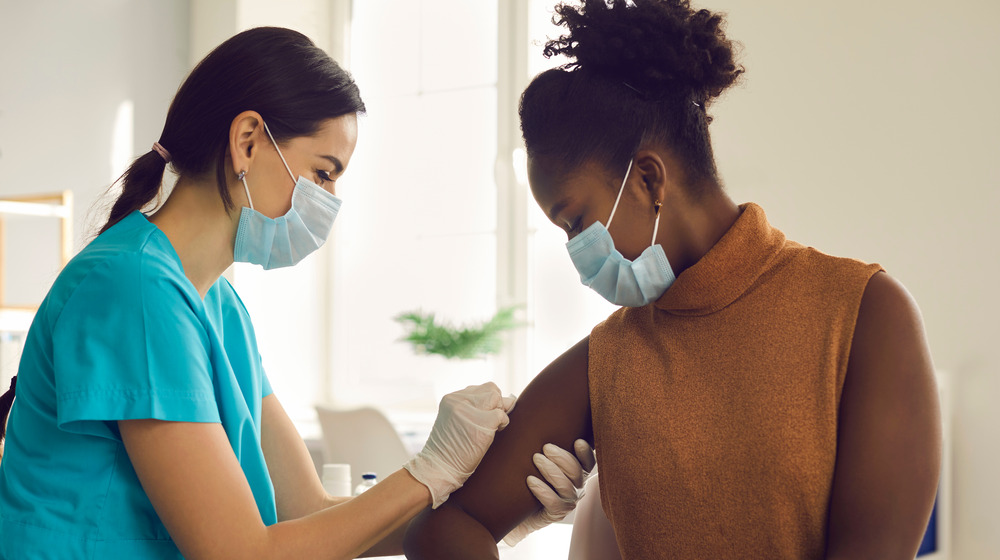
404,383,517,508
503,439,597,546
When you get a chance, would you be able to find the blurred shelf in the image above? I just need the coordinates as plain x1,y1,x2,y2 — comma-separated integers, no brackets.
0,199,72,219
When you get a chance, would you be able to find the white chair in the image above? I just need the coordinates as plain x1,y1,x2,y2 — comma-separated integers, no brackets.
314,405,413,489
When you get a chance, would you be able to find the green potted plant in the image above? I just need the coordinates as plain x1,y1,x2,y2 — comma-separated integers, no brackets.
394,306,521,400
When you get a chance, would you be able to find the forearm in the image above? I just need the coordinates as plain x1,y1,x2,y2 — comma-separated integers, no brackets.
323,495,351,509
403,504,500,560
299,494,410,557
264,469,430,560
127,383,516,560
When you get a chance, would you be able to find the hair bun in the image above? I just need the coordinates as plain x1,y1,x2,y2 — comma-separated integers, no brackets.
544,0,743,102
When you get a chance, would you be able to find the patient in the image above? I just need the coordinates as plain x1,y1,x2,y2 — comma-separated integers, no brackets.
403,1,940,559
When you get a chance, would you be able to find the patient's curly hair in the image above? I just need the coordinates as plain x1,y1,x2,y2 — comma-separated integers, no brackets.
520,0,744,187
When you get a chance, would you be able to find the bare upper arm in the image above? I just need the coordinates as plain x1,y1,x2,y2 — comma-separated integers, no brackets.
403,336,593,558
119,419,269,559
826,271,941,559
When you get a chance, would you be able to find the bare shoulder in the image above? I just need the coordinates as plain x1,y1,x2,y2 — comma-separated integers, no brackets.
849,271,935,390
856,271,924,335
827,271,941,558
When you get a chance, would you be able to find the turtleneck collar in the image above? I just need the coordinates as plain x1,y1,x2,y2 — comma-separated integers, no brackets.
654,203,785,316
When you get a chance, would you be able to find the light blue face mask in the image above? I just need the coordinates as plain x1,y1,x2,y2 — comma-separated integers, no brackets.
566,159,676,307
233,119,342,269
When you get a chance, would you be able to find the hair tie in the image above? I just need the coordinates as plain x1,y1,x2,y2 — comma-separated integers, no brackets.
152,142,172,163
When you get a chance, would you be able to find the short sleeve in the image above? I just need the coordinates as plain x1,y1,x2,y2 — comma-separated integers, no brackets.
52,251,221,439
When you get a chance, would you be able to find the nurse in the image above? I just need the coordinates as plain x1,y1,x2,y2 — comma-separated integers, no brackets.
0,27,592,558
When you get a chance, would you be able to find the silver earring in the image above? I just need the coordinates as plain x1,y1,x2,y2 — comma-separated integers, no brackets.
237,170,246,181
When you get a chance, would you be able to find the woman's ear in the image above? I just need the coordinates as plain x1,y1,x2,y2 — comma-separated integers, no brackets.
633,149,669,207
228,110,263,177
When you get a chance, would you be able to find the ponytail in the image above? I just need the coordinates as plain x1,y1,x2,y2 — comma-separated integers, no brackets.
99,148,169,234
0,375,16,461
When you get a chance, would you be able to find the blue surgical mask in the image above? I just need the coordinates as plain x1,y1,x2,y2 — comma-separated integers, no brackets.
566,159,675,307
233,119,342,269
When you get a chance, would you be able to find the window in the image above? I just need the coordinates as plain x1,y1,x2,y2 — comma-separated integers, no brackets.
328,0,501,414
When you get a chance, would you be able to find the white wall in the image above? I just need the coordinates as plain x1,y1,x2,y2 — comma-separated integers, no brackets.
0,0,190,299
706,1,1000,557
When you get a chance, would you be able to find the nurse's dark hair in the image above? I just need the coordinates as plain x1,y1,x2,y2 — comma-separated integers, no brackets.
98,27,365,234
519,0,743,190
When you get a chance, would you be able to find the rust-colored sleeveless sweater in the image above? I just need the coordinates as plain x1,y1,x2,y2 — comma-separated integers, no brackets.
589,203,882,559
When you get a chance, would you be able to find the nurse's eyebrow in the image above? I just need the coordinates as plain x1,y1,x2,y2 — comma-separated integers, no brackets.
318,155,344,175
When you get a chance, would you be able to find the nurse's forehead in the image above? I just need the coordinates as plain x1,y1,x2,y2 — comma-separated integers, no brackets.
298,115,358,164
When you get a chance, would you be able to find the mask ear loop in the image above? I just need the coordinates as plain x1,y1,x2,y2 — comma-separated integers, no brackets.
238,170,254,211
606,159,634,229
261,119,297,183
651,200,662,246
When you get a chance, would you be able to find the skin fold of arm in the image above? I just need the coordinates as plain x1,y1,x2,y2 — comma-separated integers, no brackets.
402,336,593,560
825,272,942,560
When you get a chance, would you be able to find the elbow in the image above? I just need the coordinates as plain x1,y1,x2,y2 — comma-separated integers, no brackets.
401,510,438,560
403,505,500,560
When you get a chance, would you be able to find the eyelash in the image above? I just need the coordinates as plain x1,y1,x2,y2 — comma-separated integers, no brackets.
571,217,582,232
316,170,333,184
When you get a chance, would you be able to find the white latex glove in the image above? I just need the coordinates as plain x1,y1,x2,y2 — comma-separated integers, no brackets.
403,383,517,508
503,439,597,546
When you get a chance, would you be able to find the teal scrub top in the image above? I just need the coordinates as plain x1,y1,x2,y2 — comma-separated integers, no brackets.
0,211,276,559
